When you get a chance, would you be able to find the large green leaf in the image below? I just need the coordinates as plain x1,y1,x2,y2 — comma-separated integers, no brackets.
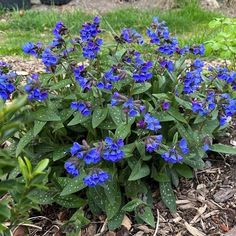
159,182,176,213
16,129,34,156
128,160,150,181
210,143,236,154
115,123,131,139
60,174,86,196
137,206,155,228
67,113,90,126
50,79,72,90
33,121,46,136
168,108,187,124
56,195,86,208
109,106,124,125
92,107,108,128
122,199,145,212
32,108,61,122
132,82,151,95
174,164,193,178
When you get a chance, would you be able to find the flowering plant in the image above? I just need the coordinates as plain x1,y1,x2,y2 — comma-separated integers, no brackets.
2,16,236,232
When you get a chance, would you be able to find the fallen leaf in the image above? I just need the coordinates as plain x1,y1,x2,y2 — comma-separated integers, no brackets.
184,221,206,236
121,215,132,231
13,225,29,236
220,224,230,232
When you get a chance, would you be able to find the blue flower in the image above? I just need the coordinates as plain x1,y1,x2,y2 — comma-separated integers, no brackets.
70,101,91,116
74,66,91,90
192,91,216,116
84,148,101,164
103,137,125,162
159,60,174,72
162,101,170,110
42,48,59,69
144,113,161,132
193,58,204,68
64,161,79,177
179,138,189,154
22,42,40,57
24,74,48,102
192,44,205,56
0,74,15,101
161,148,183,163
80,17,102,60
183,68,202,94
70,142,84,158
53,21,67,39
83,169,109,187
202,144,210,151
121,28,144,44
145,135,162,152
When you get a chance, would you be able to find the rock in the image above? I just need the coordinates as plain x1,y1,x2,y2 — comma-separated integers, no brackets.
225,226,236,236
200,0,220,9
213,188,236,203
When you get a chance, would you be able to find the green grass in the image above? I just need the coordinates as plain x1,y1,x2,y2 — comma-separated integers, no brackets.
0,0,222,56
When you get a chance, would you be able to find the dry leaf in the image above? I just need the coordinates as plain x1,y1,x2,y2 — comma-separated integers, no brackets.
184,221,206,236
121,215,132,231
190,204,207,224
13,225,28,236
137,225,154,234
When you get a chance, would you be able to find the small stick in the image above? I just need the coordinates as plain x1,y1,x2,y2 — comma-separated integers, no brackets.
153,209,160,236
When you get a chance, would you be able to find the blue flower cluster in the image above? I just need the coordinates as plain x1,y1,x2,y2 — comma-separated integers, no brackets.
183,58,204,94
132,52,153,83
83,170,109,187
64,160,79,177
103,137,125,162
22,42,42,57
216,67,236,90
111,92,145,117
73,65,91,91
70,101,91,116
219,93,236,126
161,138,189,163
42,48,59,71
146,17,178,55
97,67,122,90
145,135,163,152
144,113,161,132
159,59,174,72
0,73,15,101
24,74,48,102
65,137,124,186
192,91,216,116
121,28,144,45
79,16,103,59
53,21,68,39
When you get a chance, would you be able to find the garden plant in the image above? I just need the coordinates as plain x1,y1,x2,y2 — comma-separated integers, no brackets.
1,16,236,235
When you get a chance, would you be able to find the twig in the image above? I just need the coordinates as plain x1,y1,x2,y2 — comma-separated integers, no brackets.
153,209,160,236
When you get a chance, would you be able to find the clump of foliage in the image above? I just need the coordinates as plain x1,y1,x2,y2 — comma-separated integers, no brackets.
1,16,236,234
206,17,236,68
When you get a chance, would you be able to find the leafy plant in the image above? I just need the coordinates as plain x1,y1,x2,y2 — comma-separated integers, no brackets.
206,17,236,69
1,16,236,231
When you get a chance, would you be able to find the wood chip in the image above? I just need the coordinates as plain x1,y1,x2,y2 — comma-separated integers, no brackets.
184,222,206,236
190,204,207,224
121,215,132,231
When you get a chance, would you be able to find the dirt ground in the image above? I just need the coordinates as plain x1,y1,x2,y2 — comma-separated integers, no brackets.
30,0,236,16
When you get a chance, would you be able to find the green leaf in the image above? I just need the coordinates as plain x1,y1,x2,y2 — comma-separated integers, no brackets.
16,129,34,156
122,199,145,212
132,82,151,95
60,174,86,196
115,123,131,139
210,143,236,154
168,108,187,124
33,121,46,136
32,108,61,122
151,166,170,182
107,211,124,230
129,160,150,181
56,195,86,208
33,158,49,174
28,188,57,204
184,154,205,169
18,157,29,182
175,96,192,110
109,106,124,125
53,146,69,161
137,206,155,228
0,202,11,219
159,182,176,213
68,113,90,126
174,164,193,178
50,79,72,90
92,108,108,128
